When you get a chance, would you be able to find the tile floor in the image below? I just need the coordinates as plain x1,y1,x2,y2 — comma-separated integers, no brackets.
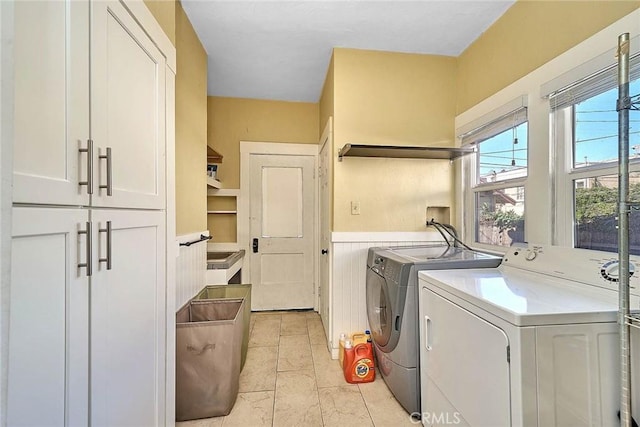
177,311,417,427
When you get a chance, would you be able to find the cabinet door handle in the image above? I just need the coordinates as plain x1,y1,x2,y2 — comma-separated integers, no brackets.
78,139,94,195
78,222,92,276
99,221,112,270
99,147,113,196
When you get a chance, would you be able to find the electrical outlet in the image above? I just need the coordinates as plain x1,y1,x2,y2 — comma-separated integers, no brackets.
351,201,361,215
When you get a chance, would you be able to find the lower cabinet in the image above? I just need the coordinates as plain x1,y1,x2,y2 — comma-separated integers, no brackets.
8,207,166,426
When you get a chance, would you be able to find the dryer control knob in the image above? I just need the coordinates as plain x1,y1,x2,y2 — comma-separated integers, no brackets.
600,260,636,282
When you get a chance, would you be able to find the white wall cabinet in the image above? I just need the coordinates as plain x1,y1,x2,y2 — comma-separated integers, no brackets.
13,0,166,209
8,0,173,424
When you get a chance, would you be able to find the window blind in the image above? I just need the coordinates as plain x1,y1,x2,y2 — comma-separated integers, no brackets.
458,106,527,147
548,53,640,111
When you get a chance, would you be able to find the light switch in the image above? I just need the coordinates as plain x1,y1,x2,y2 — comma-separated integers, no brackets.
351,201,361,215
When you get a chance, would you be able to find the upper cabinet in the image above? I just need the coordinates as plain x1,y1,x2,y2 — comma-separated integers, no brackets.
91,0,166,209
13,0,166,210
13,0,90,206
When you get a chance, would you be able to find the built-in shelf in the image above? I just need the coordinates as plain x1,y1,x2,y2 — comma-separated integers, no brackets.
207,176,222,189
207,210,237,214
207,188,240,197
338,143,475,161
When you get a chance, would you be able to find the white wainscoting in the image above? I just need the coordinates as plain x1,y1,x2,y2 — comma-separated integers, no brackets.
175,231,209,311
328,231,444,358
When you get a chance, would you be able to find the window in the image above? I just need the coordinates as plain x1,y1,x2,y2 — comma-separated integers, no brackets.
551,67,640,255
460,99,528,248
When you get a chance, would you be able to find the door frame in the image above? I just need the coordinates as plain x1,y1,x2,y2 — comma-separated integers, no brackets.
318,118,333,345
239,141,319,309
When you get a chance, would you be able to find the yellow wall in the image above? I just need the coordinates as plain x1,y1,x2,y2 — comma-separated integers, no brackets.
456,0,640,113
175,3,208,235
207,97,319,241
143,0,176,46
332,48,457,231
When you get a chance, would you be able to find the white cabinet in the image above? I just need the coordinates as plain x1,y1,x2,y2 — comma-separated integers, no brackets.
91,0,166,209
8,208,89,426
13,0,166,209
90,209,166,426
12,0,90,206
8,0,173,424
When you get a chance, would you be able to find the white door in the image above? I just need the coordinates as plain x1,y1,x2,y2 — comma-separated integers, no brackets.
91,0,166,210
421,288,511,427
250,154,316,310
90,209,166,426
8,207,89,426
12,0,91,206
319,119,332,333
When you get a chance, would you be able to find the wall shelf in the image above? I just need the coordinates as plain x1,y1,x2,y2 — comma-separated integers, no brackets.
207,188,240,197
337,143,475,161
207,210,237,214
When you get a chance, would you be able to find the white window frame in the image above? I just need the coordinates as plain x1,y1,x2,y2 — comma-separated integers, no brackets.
552,85,640,249
459,97,528,252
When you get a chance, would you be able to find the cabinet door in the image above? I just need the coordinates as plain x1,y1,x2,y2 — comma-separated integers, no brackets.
420,288,511,427
91,0,166,210
13,0,91,206
8,208,89,426
90,209,166,426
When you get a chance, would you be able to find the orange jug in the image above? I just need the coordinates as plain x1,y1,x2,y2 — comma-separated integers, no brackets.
343,341,375,384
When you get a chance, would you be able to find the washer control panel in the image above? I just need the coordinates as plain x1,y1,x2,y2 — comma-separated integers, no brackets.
503,244,640,294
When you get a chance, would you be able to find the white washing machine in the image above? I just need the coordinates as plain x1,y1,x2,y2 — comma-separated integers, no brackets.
418,244,640,427
366,244,502,415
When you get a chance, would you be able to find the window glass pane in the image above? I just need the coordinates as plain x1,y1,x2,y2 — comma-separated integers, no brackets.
574,172,640,255
478,122,527,183
476,187,525,247
573,80,640,168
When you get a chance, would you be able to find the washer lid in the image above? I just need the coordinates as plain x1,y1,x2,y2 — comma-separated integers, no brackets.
384,245,502,266
419,267,638,326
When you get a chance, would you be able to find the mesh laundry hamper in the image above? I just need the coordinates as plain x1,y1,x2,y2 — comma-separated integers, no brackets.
176,298,244,421
194,284,251,369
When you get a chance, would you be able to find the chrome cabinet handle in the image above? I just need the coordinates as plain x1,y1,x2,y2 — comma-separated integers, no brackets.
99,147,112,196
78,222,92,276
78,140,94,194
99,221,112,270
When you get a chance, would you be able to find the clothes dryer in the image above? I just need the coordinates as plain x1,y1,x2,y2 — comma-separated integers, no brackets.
365,244,501,415
418,244,640,426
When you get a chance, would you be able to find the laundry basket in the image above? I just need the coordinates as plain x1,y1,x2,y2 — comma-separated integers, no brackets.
194,284,251,369
176,298,245,421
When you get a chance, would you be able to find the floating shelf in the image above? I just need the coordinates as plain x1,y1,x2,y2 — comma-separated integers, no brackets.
207,146,223,163
207,210,237,214
338,143,475,161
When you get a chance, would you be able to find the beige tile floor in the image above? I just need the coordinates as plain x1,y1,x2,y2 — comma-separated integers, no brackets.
177,311,417,427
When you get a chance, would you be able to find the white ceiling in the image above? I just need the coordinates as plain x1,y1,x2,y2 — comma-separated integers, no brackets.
181,0,515,103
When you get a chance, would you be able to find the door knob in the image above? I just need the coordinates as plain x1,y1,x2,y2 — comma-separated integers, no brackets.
321,249,328,255
252,238,259,253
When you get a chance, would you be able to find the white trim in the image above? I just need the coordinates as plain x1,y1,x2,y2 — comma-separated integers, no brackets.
331,231,444,243
239,141,319,156
121,0,176,72
0,1,14,423
318,117,332,338
163,67,176,427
